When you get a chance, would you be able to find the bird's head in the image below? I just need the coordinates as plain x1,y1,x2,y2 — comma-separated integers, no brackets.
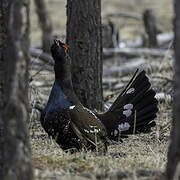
51,39,68,63
51,39,71,80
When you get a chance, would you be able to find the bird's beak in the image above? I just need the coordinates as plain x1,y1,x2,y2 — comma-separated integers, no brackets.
54,39,59,46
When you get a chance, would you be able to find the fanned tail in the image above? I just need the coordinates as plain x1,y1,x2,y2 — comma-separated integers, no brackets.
97,69,158,141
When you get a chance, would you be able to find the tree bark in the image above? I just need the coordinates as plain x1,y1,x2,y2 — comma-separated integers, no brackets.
66,0,103,111
34,0,53,53
143,9,158,47
0,0,7,177
0,0,33,179
165,0,180,179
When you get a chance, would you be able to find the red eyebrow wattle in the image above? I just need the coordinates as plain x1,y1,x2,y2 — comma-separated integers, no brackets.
62,45,68,53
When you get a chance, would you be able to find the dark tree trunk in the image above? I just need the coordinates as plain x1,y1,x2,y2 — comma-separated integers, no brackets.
143,9,158,47
0,0,7,177
0,0,33,179
34,0,53,53
66,0,103,111
165,0,180,179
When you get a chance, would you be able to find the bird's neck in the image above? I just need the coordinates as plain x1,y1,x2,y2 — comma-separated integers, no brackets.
54,61,73,94
45,80,71,113
54,61,81,106
54,61,71,81
55,77,80,105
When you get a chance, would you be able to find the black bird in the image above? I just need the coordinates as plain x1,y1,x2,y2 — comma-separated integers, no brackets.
40,39,158,152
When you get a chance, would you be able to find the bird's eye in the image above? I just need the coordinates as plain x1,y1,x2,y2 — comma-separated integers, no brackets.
62,45,68,53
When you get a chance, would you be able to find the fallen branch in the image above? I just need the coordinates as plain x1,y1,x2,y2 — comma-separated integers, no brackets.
30,48,54,65
103,47,173,58
120,32,174,49
30,81,53,88
103,62,172,77
30,64,53,72
155,92,172,102
104,12,142,21
152,75,174,83
103,58,146,76
157,32,174,46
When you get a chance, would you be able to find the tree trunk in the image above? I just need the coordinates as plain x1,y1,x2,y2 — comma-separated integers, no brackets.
0,0,33,179
0,0,7,177
143,9,158,47
66,0,103,111
165,0,180,179
34,0,53,53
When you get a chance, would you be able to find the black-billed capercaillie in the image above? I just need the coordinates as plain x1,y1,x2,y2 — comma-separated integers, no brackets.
40,39,158,152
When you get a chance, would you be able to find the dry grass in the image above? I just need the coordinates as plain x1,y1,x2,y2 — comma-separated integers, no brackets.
29,0,174,179
30,100,171,179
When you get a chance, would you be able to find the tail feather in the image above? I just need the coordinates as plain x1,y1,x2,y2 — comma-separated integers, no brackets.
96,69,158,141
134,90,157,110
115,111,157,136
136,104,158,118
133,115,157,133
128,77,151,104
110,72,151,111
127,109,157,129
132,113,157,127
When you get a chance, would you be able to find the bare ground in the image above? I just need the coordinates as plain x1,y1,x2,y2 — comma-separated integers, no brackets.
29,0,174,179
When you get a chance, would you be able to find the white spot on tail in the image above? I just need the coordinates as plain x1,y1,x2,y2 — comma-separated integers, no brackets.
114,129,118,136
90,129,100,133
124,104,133,110
84,129,89,133
126,88,135,94
123,109,132,117
118,122,130,131
90,125,97,128
69,105,75,109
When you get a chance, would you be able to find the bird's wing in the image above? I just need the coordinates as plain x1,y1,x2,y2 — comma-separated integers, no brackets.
69,104,108,151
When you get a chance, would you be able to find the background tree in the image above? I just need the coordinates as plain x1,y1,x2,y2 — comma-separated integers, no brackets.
143,9,158,47
66,0,103,111
0,0,6,177
165,0,180,179
0,0,33,179
34,0,53,53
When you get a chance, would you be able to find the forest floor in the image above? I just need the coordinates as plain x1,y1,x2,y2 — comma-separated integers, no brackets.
29,0,174,179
